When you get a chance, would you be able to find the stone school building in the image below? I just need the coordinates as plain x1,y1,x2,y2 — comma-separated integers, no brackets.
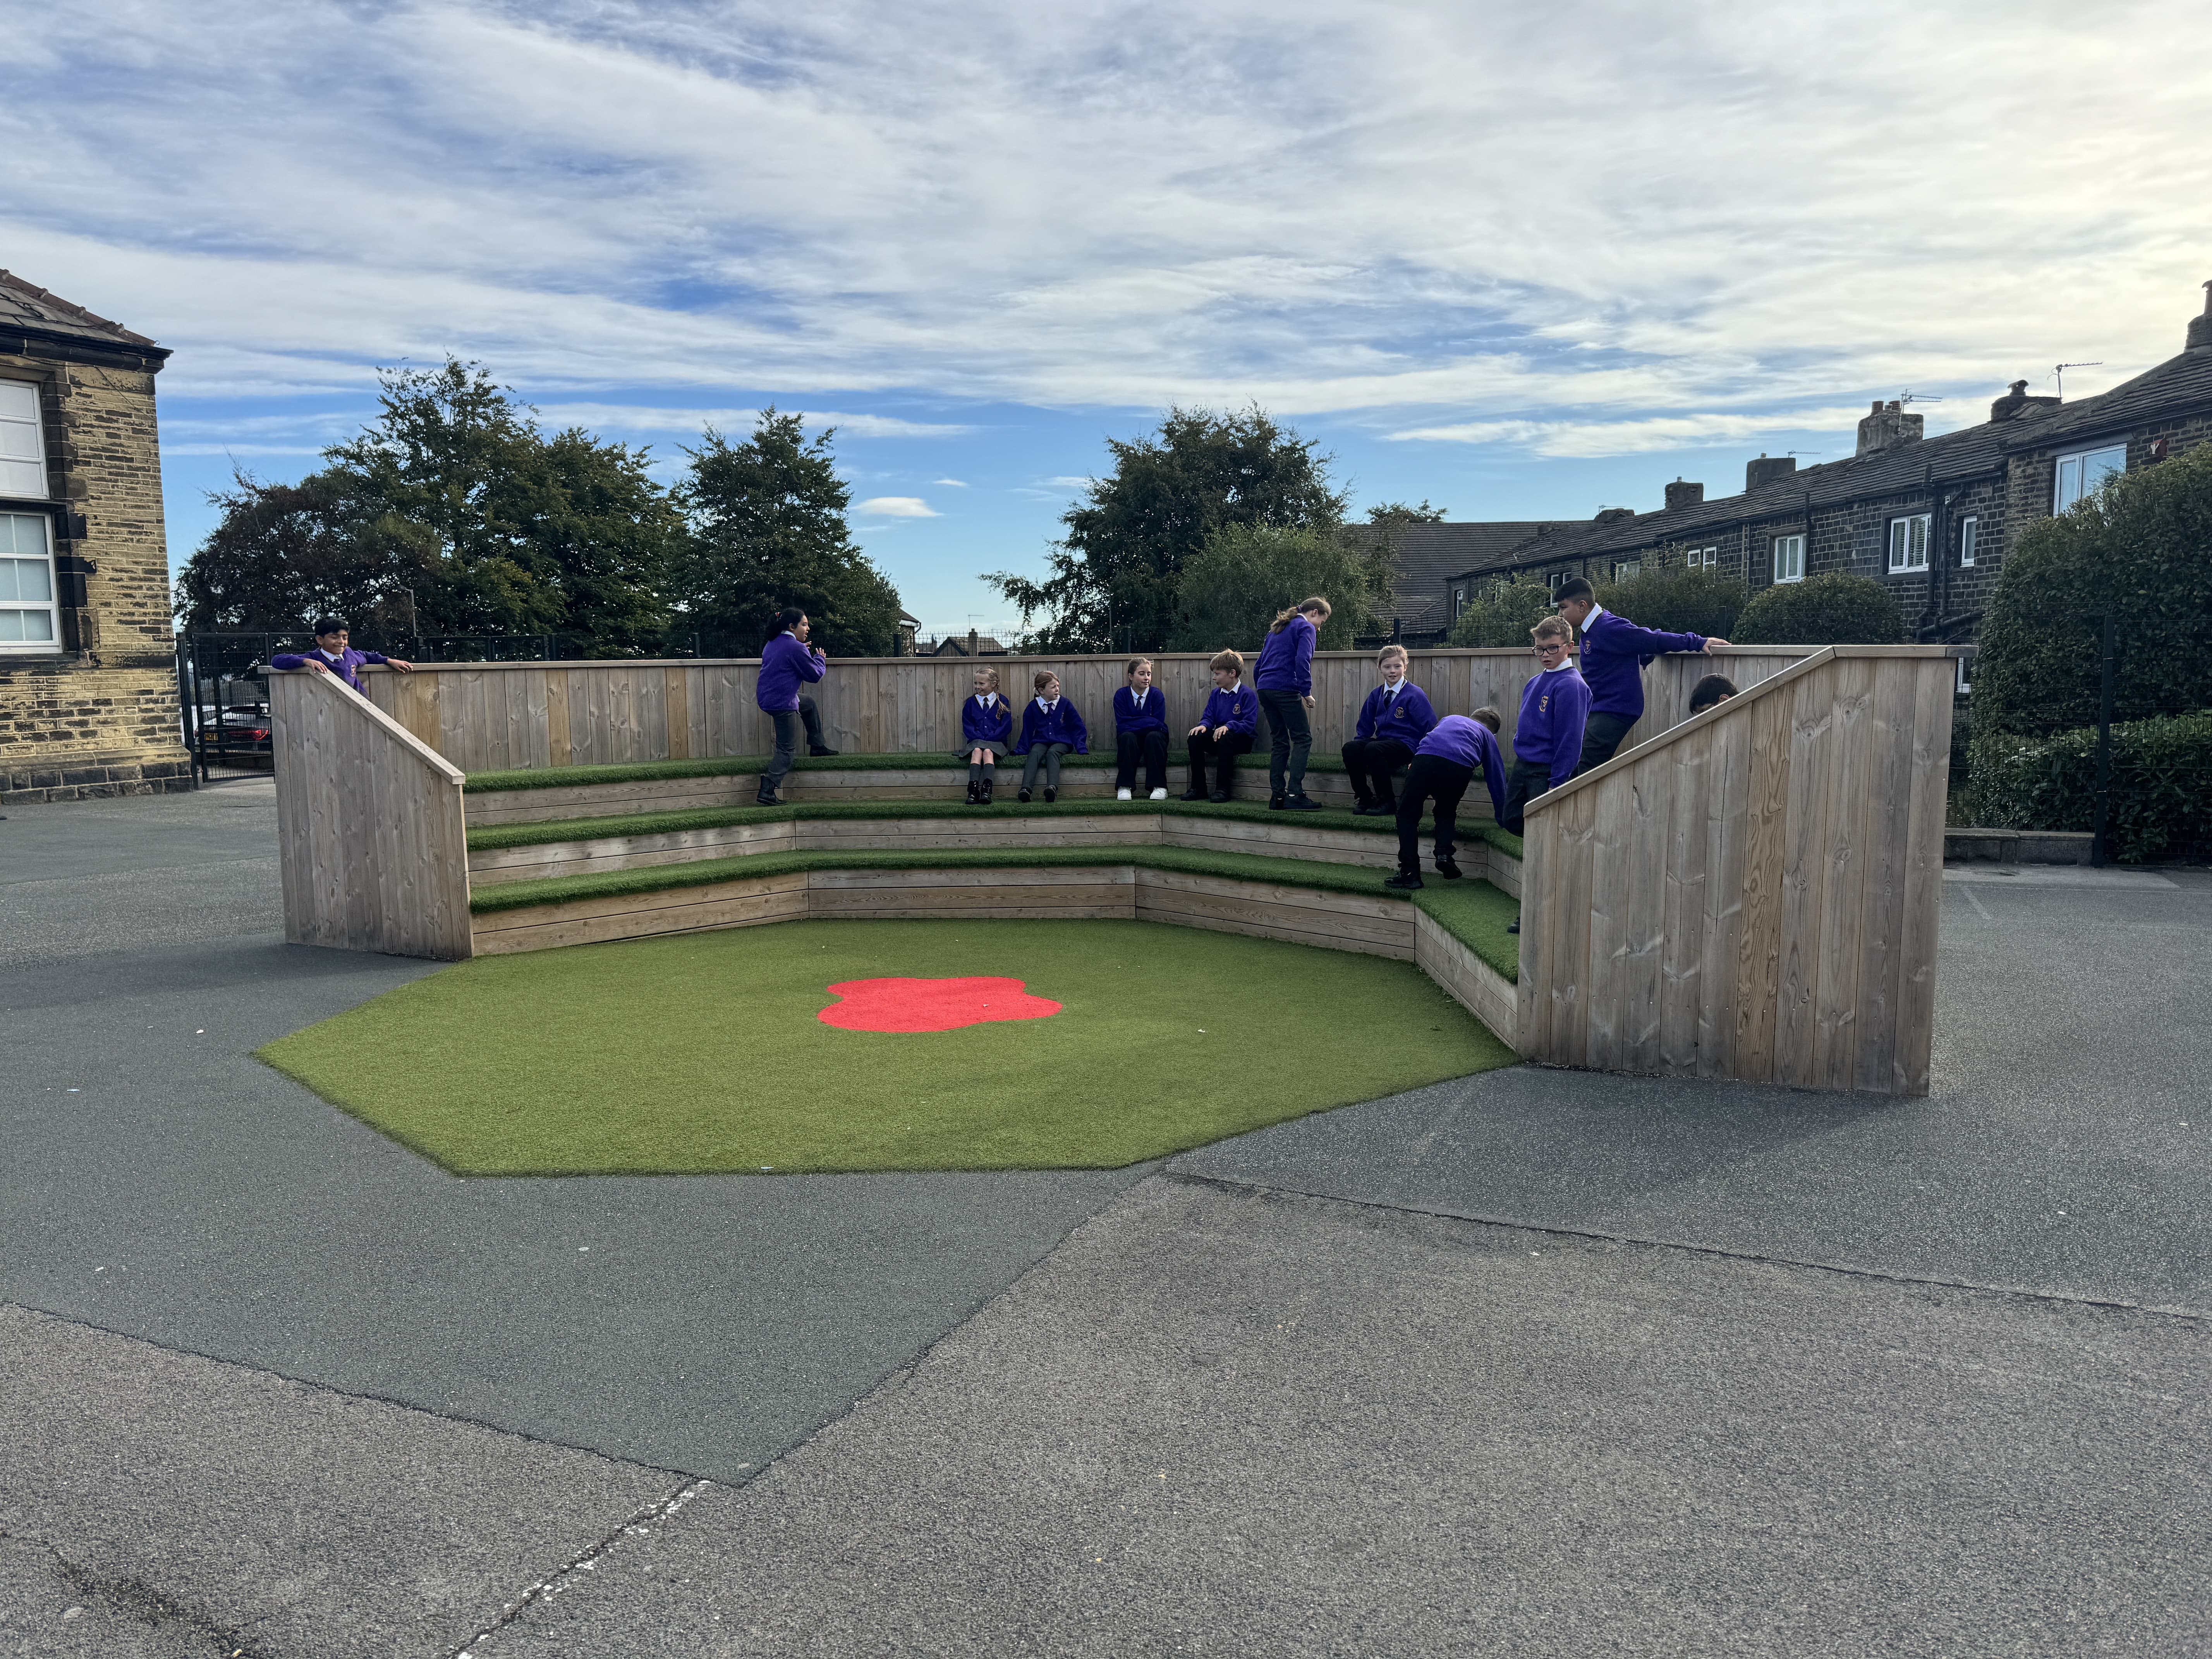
0,272,184,803
1379,280,2212,649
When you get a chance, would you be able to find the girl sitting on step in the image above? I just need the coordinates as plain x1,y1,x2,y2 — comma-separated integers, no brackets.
1014,670,1089,803
1111,657,1172,800
957,666,1012,804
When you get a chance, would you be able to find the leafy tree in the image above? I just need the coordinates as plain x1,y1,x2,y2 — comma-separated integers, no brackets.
986,405,1346,651
1970,440,2212,742
324,360,677,654
1449,580,1557,648
1594,565,1748,639
1171,524,1382,652
670,409,903,656
1734,572,1903,646
1366,499,1445,526
175,468,436,634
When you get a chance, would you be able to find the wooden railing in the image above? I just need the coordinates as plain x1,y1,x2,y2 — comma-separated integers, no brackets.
268,668,474,960
364,647,1820,776
1514,647,1955,1097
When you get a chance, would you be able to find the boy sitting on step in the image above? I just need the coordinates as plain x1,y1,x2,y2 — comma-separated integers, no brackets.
1385,708,1508,891
1342,643,1437,816
1015,670,1089,803
957,666,1012,805
1183,650,1259,802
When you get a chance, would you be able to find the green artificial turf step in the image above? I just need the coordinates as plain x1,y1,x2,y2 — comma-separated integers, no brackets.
469,841,1520,982
467,794,1523,862
465,748,1352,793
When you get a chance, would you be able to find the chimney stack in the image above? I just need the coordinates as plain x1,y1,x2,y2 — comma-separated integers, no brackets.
1745,453,1796,492
2189,280,2212,352
1989,378,2061,422
1664,478,1704,512
1856,400,1924,457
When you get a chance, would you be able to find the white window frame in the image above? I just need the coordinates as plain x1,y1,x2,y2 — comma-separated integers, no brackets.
1959,515,1978,567
1614,558,1640,580
1772,534,1805,584
1693,545,1717,568
1955,654,1972,694
0,379,50,499
1887,513,1930,574
0,510,61,653
2053,443,2126,513
1453,587,1468,617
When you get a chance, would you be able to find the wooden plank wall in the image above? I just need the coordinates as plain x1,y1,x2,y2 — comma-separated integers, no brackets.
1514,647,1953,1097
366,646,1817,776
268,669,474,960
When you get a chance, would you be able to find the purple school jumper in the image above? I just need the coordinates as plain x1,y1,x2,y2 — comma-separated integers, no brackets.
961,694,1013,746
1514,665,1593,787
270,646,387,693
1415,716,1509,820
1195,683,1259,735
1353,682,1437,744
1014,697,1088,754
1578,606,1705,723
756,631,827,712
1112,686,1170,737
1252,615,1317,694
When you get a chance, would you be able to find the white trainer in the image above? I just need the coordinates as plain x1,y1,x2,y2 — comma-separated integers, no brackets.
1116,787,1132,800
1149,787,1168,801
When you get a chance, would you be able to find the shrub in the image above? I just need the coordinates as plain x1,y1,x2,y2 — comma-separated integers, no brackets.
1592,565,1748,639
1448,580,1556,648
1972,440,2212,742
1733,572,1904,646
1170,522,1382,651
1968,712,2212,864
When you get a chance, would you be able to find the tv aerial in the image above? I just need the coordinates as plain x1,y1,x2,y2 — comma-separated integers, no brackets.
2053,362,2102,397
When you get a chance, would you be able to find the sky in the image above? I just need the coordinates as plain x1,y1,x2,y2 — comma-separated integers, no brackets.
7,0,2208,638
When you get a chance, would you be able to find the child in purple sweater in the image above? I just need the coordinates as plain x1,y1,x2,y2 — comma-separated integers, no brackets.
1014,670,1089,803
956,666,1013,804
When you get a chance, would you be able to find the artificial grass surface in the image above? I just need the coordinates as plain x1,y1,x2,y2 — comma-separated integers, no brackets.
466,749,1350,793
259,919,1516,1174
465,795,1525,860
1412,880,1523,983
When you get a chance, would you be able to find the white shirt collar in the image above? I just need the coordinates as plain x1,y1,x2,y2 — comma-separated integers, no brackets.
1585,603,1608,627
318,647,343,661
1038,697,1056,710
1132,687,1146,703
979,691,996,706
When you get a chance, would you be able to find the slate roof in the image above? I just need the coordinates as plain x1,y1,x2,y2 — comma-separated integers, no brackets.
0,271,166,356
2001,344,2212,450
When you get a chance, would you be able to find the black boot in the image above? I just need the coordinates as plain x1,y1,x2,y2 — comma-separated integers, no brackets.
980,775,994,805
965,778,981,805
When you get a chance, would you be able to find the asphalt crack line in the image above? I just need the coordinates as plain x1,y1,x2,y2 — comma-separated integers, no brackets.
0,1527,271,1658
1166,1172,2212,1322
449,1478,708,1657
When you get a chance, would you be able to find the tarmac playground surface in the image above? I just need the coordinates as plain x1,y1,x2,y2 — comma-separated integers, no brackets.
3,777,2209,1656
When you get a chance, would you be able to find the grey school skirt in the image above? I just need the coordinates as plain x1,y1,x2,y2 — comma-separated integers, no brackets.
954,739,1010,759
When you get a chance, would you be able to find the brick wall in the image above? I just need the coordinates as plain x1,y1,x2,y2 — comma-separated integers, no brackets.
0,345,188,803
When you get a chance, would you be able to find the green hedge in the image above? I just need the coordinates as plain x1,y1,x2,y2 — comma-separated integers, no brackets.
1968,712,2212,863
1592,566,1748,639
1733,572,1903,646
1973,441,2212,742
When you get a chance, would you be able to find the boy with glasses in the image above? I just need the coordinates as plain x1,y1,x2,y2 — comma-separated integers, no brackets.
1499,616,1590,836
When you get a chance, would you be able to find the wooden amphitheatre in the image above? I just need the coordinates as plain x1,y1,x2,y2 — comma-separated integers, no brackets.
268,642,1961,1098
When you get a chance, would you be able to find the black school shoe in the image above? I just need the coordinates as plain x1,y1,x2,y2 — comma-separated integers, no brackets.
1383,869,1424,890
1018,787,1032,804
1043,787,1056,803
965,780,981,805
1208,790,1231,804
809,745,840,757
756,792,781,807
1180,788,1207,801
1269,792,1287,810
1435,854,1462,879
1285,794,1323,811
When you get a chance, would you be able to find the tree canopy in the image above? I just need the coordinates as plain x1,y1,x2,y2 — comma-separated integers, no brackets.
670,409,904,656
986,406,1346,651
1448,580,1557,648
1171,524,1383,652
1733,572,1904,647
175,366,905,659
1593,565,1748,639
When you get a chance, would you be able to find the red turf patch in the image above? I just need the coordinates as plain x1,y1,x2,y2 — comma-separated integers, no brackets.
818,976,1063,1034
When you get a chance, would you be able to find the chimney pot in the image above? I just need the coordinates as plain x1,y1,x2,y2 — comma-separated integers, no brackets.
1857,401,1925,457
1664,479,1704,512
2189,278,2212,351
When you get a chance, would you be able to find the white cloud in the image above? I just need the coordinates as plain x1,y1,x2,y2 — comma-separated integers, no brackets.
934,477,969,487
533,405,971,439
1389,406,1889,459
855,495,938,517
2,0,2203,430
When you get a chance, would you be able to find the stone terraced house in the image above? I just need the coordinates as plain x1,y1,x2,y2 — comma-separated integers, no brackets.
1384,282,2212,652
0,272,184,803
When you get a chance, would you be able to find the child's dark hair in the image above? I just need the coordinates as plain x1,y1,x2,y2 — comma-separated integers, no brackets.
773,606,806,633
1688,674,1738,714
1553,577,1594,605
1471,706,1503,733
1268,596,1331,633
313,617,346,637
1209,649,1243,675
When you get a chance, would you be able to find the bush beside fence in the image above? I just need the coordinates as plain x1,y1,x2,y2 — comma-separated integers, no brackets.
1969,713,2212,865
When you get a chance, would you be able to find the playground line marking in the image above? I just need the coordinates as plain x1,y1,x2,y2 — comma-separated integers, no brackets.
819,975,1063,1033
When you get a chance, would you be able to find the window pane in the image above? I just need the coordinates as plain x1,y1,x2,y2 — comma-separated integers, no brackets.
1961,517,1977,565
0,556,52,601
0,608,56,642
